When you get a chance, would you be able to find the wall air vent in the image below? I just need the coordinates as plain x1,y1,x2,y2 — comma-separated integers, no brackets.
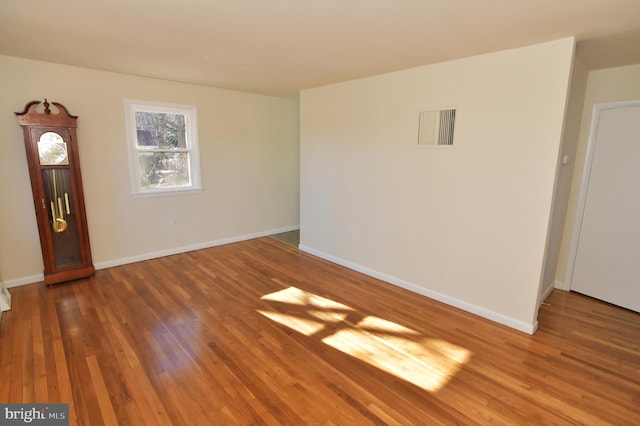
418,109,456,146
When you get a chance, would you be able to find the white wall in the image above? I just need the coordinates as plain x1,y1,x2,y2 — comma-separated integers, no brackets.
555,63,640,288
300,38,575,333
0,55,299,286
539,57,588,300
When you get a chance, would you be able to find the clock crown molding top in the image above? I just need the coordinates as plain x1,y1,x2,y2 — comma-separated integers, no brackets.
15,99,78,128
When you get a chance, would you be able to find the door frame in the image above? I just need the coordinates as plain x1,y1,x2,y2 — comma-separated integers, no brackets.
564,99,640,291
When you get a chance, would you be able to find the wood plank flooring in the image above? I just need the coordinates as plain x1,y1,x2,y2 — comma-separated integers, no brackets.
1,237,639,425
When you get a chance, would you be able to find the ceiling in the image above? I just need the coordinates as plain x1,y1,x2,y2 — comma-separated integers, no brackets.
2,0,639,97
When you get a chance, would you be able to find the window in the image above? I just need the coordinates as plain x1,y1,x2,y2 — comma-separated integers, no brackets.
124,99,201,195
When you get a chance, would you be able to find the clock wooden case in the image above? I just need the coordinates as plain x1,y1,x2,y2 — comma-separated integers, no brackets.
16,100,95,285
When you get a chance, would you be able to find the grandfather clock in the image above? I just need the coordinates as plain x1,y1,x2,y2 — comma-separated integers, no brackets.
16,100,94,285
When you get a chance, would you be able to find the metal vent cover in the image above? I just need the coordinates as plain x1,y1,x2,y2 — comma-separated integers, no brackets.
418,109,456,146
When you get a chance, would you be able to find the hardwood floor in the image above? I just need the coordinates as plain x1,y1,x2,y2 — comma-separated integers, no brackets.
1,237,638,425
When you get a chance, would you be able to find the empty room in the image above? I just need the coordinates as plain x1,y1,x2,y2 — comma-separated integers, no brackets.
1,1,639,424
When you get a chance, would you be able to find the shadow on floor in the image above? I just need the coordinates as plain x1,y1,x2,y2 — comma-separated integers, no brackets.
270,230,299,248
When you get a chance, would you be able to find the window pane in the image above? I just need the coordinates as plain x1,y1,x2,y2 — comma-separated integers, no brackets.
138,151,191,189
135,112,186,149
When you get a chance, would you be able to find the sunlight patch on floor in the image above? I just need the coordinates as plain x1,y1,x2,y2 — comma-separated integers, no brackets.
261,286,354,311
258,286,472,392
256,310,326,336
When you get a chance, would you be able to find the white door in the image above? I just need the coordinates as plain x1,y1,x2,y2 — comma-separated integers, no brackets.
570,101,640,312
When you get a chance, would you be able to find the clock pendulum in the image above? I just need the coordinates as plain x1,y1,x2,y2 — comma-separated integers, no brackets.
50,169,68,233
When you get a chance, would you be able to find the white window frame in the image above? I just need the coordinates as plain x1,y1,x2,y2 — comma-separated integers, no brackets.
124,99,201,196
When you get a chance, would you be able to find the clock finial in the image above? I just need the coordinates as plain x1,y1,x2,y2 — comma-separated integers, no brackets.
43,99,51,115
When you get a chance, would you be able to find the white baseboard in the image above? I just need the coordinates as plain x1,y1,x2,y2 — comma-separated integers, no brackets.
94,225,300,270
299,244,538,335
4,274,44,288
3,225,300,288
